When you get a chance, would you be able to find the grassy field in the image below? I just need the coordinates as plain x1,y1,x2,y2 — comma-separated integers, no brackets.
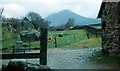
48,30,88,48
1,29,101,49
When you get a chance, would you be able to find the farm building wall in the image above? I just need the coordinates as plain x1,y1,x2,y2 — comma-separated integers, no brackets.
101,2,120,56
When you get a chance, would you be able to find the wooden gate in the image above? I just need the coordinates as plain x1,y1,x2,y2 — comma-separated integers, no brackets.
1,28,48,65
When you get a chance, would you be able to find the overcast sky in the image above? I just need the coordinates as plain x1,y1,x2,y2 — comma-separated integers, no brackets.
0,0,102,19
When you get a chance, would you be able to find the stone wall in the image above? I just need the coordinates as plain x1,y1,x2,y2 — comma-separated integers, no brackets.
101,2,120,56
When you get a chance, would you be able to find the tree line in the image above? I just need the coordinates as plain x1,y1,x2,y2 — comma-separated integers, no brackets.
2,12,75,33
2,12,49,34
48,18,75,31
2,11,75,43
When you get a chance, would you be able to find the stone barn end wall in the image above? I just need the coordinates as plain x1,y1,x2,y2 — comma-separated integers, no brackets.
101,2,120,56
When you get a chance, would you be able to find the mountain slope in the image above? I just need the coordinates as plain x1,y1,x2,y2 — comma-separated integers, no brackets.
45,10,101,26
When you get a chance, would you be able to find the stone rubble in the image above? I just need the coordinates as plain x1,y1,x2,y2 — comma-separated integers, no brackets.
1,59,52,71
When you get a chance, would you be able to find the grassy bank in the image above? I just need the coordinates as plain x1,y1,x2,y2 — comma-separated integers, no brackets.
67,37,101,48
91,50,120,64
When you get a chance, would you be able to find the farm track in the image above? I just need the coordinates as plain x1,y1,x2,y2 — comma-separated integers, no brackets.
1,47,119,69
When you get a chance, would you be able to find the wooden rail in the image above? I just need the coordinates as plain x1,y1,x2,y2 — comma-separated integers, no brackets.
1,53,41,59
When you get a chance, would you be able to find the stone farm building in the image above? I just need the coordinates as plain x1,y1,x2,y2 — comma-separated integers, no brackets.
98,1,120,56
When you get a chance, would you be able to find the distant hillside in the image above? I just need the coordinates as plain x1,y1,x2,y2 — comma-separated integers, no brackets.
45,10,101,26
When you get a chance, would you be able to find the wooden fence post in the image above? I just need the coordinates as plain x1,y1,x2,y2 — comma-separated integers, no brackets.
12,45,15,54
28,35,31,51
86,32,90,39
40,28,48,65
23,48,25,54
54,36,57,47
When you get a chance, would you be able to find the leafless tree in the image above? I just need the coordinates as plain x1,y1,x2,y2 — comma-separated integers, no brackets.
0,7,4,27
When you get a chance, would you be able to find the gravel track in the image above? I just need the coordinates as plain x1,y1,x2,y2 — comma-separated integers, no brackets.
1,47,119,69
